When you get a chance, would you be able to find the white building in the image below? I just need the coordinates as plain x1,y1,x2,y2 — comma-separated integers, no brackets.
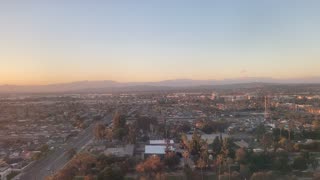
144,139,176,159
144,145,175,158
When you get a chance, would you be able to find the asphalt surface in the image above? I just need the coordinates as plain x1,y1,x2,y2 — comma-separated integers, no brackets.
18,117,111,180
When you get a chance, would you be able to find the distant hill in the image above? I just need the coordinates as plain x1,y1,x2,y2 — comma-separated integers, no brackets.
1,77,320,93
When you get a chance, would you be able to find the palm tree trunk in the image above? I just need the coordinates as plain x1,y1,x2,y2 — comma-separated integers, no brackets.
201,167,204,180
218,164,221,180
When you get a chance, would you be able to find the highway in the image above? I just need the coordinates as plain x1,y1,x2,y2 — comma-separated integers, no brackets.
18,117,111,180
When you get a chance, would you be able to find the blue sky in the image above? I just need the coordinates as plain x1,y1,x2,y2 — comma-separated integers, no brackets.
1,0,320,84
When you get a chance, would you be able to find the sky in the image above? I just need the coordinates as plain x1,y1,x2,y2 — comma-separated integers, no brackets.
0,0,320,85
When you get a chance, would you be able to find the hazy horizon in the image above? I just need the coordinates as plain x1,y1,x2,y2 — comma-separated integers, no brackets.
1,1,320,85
2,76,320,87
0,76,320,86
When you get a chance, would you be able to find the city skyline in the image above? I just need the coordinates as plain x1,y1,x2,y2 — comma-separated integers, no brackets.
1,1,320,85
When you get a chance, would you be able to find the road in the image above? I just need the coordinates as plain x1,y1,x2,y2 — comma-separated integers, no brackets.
18,117,111,180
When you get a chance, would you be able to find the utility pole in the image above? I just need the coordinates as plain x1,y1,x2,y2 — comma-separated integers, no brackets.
264,96,268,120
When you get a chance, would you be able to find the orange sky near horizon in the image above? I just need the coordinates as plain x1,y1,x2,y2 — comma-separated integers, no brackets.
1,1,320,85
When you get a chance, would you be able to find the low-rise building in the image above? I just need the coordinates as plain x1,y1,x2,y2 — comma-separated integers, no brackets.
144,145,175,159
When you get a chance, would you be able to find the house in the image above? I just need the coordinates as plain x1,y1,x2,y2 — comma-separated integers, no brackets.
144,139,175,159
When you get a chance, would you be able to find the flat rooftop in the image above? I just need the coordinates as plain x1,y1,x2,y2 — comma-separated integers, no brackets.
149,140,174,145
145,145,175,155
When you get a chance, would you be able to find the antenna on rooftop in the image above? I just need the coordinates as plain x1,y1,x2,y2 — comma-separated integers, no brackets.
165,139,170,154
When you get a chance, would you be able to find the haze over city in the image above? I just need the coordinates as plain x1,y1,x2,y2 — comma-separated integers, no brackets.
1,1,320,85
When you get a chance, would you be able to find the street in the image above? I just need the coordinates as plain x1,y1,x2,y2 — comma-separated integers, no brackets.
18,117,111,180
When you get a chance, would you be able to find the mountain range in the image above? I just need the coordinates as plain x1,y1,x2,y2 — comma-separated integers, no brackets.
1,77,320,93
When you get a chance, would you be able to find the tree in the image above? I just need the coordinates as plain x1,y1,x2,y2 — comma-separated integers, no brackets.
312,120,320,130
250,171,273,180
179,123,191,133
255,124,266,140
197,158,207,180
51,168,75,180
71,153,97,176
105,128,113,141
183,165,194,180
217,154,224,178
311,157,319,170
113,128,127,141
66,148,77,160
201,121,230,133
136,116,157,132
47,147,104,179
96,154,117,169
272,152,290,173
302,151,310,163
292,156,308,170
239,164,250,179
119,157,137,174
84,175,95,180
235,148,247,164
127,124,137,144
164,152,180,169
279,137,289,150
94,124,106,140
39,144,49,153
261,134,273,151
113,111,126,130
210,136,221,156
202,124,214,134
112,112,128,140
136,155,164,178
32,152,42,160
181,133,189,149
293,143,300,152
189,130,202,156
98,166,124,180
221,138,235,159
230,171,242,180
248,153,272,172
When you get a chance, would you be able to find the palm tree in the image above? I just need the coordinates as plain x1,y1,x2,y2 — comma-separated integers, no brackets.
217,154,224,180
197,158,206,180
288,121,294,142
